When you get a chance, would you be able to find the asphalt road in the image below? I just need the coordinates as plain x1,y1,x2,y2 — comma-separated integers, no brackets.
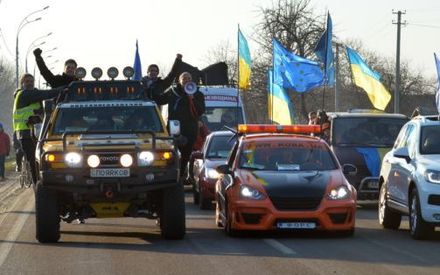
0,177,439,275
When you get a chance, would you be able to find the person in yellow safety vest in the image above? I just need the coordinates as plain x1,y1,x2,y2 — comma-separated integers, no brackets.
13,74,63,184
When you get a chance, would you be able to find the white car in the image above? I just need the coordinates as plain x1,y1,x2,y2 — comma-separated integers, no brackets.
378,115,440,239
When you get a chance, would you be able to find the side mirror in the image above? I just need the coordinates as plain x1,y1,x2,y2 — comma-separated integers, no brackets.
393,147,411,163
42,99,54,114
169,120,180,136
192,151,203,159
342,164,357,176
216,164,231,175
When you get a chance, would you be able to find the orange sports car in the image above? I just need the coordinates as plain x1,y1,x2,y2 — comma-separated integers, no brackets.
215,124,357,236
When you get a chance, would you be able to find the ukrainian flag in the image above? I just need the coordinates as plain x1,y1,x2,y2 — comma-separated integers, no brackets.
238,29,251,90
346,47,391,110
268,69,294,124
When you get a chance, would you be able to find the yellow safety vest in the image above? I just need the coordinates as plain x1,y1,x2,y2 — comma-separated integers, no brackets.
12,90,41,132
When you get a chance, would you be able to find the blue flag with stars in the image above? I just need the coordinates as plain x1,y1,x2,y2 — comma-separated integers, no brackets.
273,38,324,93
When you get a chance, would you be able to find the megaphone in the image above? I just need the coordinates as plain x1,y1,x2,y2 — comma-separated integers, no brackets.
184,82,197,95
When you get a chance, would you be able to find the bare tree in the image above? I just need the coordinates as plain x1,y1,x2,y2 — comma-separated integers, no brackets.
0,59,16,133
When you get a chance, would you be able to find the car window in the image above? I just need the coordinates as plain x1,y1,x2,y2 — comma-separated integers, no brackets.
201,107,244,131
394,124,414,150
407,125,418,158
206,135,236,158
238,140,337,171
420,125,440,154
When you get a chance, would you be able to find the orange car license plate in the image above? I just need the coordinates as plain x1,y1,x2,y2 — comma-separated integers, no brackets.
277,222,316,229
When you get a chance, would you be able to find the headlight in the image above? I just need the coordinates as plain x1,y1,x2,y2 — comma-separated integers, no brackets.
87,155,100,168
328,186,350,200
120,154,133,167
425,170,440,184
138,151,154,166
240,185,266,200
65,152,82,168
206,168,219,179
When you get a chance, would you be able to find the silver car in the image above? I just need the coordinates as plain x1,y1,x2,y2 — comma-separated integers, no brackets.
378,115,440,239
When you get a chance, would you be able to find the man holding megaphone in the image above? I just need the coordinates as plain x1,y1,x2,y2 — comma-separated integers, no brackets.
154,71,205,180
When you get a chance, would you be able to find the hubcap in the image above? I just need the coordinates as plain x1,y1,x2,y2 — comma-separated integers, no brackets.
410,195,417,234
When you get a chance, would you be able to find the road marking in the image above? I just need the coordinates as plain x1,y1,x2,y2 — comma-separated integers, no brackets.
0,192,34,268
263,239,297,255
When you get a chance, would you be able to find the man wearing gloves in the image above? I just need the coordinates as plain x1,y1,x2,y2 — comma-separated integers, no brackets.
34,48,78,88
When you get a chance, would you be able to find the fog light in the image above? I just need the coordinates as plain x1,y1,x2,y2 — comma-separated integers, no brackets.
120,154,133,167
65,175,74,182
145,173,154,183
87,154,100,168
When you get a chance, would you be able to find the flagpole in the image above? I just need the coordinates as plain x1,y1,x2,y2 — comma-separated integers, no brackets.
237,24,241,128
272,41,275,124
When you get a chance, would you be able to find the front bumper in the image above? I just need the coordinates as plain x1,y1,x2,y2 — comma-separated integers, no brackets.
418,180,440,224
199,177,216,201
229,198,356,232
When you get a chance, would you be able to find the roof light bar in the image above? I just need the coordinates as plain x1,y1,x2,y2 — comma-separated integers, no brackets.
237,124,321,135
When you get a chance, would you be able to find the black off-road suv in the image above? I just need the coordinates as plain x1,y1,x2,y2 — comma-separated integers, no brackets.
34,67,184,243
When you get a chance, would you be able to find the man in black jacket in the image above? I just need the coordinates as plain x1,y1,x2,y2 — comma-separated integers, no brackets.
13,73,64,183
141,54,182,99
34,48,78,88
154,72,205,177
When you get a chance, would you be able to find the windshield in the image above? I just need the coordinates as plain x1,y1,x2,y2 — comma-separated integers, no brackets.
420,125,440,154
206,135,236,158
239,141,337,171
202,107,244,131
332,117,407,147
52,106,163,134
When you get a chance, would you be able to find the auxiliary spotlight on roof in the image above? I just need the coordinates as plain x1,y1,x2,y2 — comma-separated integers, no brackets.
74,67,86,80
107,67,119,80
123,66,134,79
91,67,103,80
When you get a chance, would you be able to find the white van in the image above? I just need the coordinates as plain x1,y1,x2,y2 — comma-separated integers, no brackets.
161,86,246,131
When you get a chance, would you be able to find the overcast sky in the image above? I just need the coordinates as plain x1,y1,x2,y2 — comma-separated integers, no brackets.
0,0,439,80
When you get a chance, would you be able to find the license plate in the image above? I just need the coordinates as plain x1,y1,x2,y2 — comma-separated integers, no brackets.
368,181,379,189
90,168,130,178
277,222,316,229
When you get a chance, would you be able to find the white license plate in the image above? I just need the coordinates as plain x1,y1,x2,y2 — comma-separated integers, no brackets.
90,168,130,178
277,222,316,229
368,181,379,189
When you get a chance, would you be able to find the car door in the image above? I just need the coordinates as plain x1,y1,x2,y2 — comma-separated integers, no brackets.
398,124,418,206
388,124,415,205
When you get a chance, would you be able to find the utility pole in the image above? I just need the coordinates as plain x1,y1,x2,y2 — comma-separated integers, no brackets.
393,10,406,114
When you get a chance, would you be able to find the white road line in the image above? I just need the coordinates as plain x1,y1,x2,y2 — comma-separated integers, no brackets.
0,193,34,268
263,239,297,255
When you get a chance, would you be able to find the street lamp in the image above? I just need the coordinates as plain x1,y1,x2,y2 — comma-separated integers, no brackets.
25,32,52,72
15,5,49,88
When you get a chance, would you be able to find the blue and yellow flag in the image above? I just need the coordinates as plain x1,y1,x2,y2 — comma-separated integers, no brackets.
273,38,323,93
133,40,142,81
346,47,391,110
268,69,294,124
238,29,251,90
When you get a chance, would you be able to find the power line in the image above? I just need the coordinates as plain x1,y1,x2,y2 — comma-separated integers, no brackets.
0,27,14,57
407,23,440,29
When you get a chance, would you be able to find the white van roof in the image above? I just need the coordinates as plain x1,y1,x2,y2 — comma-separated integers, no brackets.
198,86,243,107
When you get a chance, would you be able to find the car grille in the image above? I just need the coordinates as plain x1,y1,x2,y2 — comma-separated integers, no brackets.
269,197,322,211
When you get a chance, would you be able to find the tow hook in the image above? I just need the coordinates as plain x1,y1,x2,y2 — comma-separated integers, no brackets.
105,188,114,199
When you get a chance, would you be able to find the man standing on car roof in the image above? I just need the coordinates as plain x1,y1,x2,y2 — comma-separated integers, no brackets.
154,71,206,180
13,73,64,184
34,48,78,88
142,54,183,99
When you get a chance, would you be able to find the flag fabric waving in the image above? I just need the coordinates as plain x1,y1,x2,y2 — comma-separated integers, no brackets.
133,40,142,81
268,69,294,124
314,12,334,86
238,29,251,90
273,38,323,93
346,46,391,111
434,53,440,114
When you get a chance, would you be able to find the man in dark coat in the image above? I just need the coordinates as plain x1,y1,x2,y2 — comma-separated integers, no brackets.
154,72,205,176
142,54,182,99
34,48,78,88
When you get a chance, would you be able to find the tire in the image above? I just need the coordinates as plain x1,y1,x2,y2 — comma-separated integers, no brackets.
378,183,401,229
35,181,60,243
224,201,239,237
199,190,211,210
409,188,434,240
160,184,186,240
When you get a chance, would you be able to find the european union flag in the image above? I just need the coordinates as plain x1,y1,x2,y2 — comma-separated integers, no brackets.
273,38,323,93
133,40,142,81
314,12,334,86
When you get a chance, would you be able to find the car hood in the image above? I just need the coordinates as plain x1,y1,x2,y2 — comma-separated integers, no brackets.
242,170,341,198
417,154,440,170
204,158,227,169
